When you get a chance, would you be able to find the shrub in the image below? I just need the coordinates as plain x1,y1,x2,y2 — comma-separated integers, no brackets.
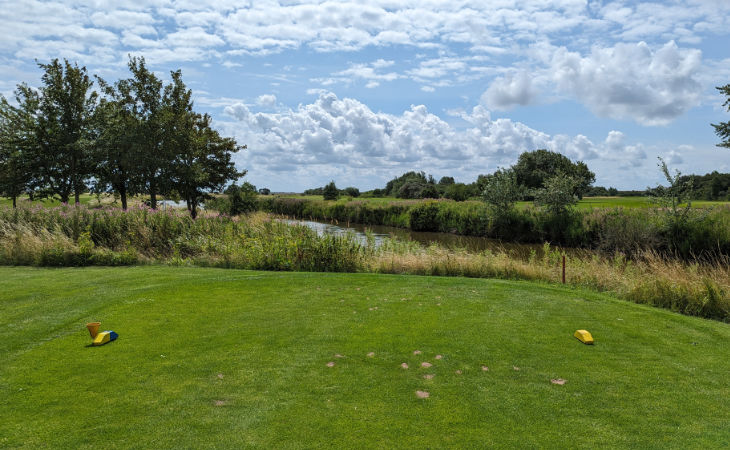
323,181,339,200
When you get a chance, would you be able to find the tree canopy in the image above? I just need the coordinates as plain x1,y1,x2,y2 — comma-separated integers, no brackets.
512,149,595,199
0,57,246,217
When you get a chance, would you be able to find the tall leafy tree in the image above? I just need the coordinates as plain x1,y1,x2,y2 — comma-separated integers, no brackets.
512,149,595,199
712,84,730,149
35,59,98,204
0,88,39,207
162,71,245,218
125,57,165,209
92,77,141,210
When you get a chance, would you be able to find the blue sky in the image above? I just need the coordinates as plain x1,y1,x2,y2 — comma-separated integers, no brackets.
1,0,730,191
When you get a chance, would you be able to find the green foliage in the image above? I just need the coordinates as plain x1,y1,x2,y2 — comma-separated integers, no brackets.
385,171,439,199
225,182,258,215
481,168,523,211
34,59,98,204
0,90,37,207
322,181,339,200
533,173,579,215
163,74,244,218
712,84,730,149
342,186,360,197
513,149,595,199
443,183,469,201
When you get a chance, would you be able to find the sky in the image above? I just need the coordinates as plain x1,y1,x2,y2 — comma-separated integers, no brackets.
1,0,730,192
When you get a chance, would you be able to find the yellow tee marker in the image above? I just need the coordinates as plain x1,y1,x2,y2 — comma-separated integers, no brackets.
574,329,594,345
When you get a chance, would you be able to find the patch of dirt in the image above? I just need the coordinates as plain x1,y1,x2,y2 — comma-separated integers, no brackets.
415,390,430,399
513,366,520,371
423,374,435,380
334,354,344,358
421,362,433,368
217,373,224,379
367,352,375,358
551,379,566,385
455,370,462,375
434,355,443,360
401,363,409,369
327,361,335,367
413,350,422,355
481,366,489,372
214,400,227,406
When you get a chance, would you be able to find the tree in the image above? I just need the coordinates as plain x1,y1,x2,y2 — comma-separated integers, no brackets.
444,182,469,201
163,71,245,219
342,186,360,197
93,71,144,210
34,59,98,204
533,173,579,215
322,181,339,200
385,171,431,197
648,157,694,221
712,84,730,149
512,149,595,199
226,181,258,215
125,57,166,209
481,168,523,211
0,88,38,207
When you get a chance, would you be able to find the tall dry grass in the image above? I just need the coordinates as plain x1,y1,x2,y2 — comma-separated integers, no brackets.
368,243,730,321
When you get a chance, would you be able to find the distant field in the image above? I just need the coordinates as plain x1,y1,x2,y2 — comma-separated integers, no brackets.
2,267,729,447
272,194,730,209
3,193,728,210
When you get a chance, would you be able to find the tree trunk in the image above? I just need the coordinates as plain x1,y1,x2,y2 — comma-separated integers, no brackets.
74,189,81,205
120,183,127,210
149,177,157,209
190,201,197,219
12,196,17,208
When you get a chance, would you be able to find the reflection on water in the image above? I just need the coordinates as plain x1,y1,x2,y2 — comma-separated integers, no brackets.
283,218,582,259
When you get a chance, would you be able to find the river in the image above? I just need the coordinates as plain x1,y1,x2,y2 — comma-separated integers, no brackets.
282,218,582,259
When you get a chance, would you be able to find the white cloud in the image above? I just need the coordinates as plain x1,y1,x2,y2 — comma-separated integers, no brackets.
548,41,703,125
482,71,537,110
255,94,277,107
222,92,647,189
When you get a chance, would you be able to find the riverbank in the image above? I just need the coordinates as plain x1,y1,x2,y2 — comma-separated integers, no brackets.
1,205,728,321
255,195,730,260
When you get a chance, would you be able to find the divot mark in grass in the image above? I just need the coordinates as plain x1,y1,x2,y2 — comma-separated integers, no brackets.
423,374,434,380
214,400,227,406
481,366,489,371
367,352,375,358
413,350,422,355
334,354,344,358
435,355,442,360
326,361,335,367
455,370,463,375
513,366,520,371
551,379,566,385
421,362,432,368
415,390,430,399
217,373,224,379
401,363,409,369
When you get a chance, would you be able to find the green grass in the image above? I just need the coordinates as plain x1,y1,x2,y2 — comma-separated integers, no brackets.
0,193,101,208
277,194,730,209
2,267,729,448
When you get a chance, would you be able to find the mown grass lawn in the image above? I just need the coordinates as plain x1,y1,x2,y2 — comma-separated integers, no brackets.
1,267,729,448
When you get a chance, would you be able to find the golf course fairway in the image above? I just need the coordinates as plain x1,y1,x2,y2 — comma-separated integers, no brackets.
1,266,728,448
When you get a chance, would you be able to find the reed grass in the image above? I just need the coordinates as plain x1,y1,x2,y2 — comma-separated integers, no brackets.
1,204,728,321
